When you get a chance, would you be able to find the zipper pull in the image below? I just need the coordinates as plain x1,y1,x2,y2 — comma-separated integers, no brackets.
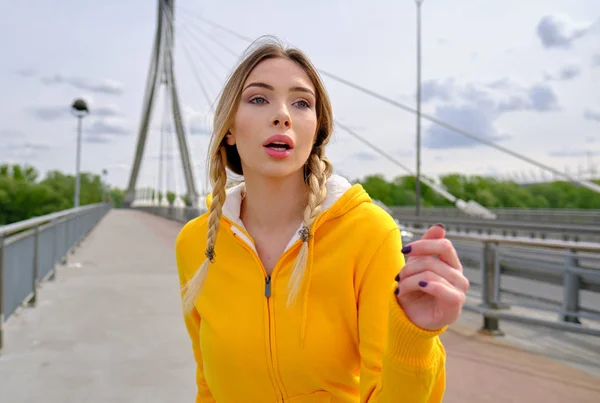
265,275,271,297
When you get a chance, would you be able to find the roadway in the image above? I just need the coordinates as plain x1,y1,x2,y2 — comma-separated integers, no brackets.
454,241,600,316
0,209,598,402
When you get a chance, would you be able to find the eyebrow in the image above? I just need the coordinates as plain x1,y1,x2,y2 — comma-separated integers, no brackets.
243,82,315,97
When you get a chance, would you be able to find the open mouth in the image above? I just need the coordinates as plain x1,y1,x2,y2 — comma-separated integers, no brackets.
264,142,292,151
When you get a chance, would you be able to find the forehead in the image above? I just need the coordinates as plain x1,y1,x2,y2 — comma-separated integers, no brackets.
244,57,315,91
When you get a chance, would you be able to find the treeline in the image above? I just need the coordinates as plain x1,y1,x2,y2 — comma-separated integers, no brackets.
359,174,600,209
0,163,124,225
2,163,599,226
0,163,185,225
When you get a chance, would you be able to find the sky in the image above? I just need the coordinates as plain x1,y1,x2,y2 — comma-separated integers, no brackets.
1,0,599,195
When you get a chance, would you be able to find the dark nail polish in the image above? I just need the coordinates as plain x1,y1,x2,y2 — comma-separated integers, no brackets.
419,281,428,287
394,286,399,295
435,223,444,229
401,245,412,254
395,273,400,282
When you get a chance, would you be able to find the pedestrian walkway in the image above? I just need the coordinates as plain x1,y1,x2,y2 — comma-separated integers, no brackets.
0,209,598,402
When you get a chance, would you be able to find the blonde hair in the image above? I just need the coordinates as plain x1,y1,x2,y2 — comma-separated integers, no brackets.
181,37,333,313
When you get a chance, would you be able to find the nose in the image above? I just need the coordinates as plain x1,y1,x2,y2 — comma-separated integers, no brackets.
272,106,291,128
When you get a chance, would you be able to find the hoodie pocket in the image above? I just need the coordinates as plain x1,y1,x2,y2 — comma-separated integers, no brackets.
287,390,332,402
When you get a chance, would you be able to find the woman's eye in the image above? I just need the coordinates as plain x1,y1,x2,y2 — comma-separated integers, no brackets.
294,100,310,108
249,97,267,104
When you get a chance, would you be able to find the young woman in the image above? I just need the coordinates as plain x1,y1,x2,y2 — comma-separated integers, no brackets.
175,37,469,403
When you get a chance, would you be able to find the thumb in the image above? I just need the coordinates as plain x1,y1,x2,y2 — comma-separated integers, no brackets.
420,223,445,240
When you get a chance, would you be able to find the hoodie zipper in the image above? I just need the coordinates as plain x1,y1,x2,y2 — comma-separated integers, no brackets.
225,216,330,401
228,222,302,402
264,275,285,402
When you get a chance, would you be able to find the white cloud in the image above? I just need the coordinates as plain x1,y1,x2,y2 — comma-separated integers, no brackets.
421,78,560,149
544,62,582,81
536,14,595,49
584,107,600,122
39,74,124,95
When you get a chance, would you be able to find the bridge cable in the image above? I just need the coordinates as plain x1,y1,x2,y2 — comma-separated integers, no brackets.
174,8,497,216
175,9,465,204
175,14,234,72
163,4,213,109
164,10,181,200
334,121,457,203
175,10,600,194
156,86,170,205
165,3,227,199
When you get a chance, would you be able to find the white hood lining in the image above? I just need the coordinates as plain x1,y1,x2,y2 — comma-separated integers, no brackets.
220,174,353,252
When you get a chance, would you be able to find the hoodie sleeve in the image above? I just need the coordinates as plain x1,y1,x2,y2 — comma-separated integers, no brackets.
357,227,447,403
175,231,216,403
182,306,217,403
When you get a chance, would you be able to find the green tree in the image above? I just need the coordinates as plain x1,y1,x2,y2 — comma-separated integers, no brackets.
356,172,600,209
0,163,116,225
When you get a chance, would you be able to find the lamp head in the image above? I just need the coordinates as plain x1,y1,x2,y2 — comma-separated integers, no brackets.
71,98,89,117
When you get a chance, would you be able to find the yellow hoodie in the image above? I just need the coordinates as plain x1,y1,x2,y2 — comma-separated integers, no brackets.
175,175,446,403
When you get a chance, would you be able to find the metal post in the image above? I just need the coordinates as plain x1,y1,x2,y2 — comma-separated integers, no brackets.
29,226,40,307
50,220,58,281
415,0,423,216
75,116,82,208
102,169,109,204
479,241,503,335
71,98,89,208
0,235,5,350
561,249,581,324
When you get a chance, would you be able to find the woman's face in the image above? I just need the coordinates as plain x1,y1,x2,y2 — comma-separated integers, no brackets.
227,57,318,180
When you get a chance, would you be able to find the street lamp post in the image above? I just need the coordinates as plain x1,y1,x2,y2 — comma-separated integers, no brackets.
102,169,108,203
415,0,424,216
71,98,89,208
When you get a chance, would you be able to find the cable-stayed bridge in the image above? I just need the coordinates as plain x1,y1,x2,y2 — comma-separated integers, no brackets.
1,1,600,402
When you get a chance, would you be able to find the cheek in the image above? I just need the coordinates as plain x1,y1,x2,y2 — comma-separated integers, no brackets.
231,107,261,153
295,114,318,153
232,107,256,140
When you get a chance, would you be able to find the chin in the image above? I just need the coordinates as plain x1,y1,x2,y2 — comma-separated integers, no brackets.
247,161,305,181
259,165,302,179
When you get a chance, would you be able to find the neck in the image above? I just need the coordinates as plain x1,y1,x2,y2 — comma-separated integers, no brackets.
240,170,307,231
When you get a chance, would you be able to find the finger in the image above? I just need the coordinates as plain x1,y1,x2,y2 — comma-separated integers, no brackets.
402,224,444,264
402,238,463,272
399,269,452,291
399,256,469,292
420,223,445,240
398,271,466,307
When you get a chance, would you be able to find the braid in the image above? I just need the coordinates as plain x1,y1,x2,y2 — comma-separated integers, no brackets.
181,148,228,313
286,148,332,307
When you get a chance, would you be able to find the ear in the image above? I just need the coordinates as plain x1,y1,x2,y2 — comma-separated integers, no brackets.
225,130,236,146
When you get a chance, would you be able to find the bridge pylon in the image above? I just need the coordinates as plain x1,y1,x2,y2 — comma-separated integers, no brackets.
124,0,199,208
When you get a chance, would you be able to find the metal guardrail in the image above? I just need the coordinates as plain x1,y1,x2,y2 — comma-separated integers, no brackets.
393,215,600,242
137,204,600,337
0,203,111,350
405,226,600,337
134,205,205,224
390,206,600,225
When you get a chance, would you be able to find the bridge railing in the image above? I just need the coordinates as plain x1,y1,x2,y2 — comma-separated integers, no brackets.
393,215,600,243
136,205,600,337
0,203,111,349
405,227,600,337
390,206,600,225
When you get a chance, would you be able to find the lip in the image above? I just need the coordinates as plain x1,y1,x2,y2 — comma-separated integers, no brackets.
262,134,294,149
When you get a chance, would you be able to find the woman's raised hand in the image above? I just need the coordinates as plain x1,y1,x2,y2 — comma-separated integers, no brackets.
395,224,469,331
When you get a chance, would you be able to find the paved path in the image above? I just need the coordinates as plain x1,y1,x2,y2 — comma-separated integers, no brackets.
0,209,195,402
0,209,598,402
